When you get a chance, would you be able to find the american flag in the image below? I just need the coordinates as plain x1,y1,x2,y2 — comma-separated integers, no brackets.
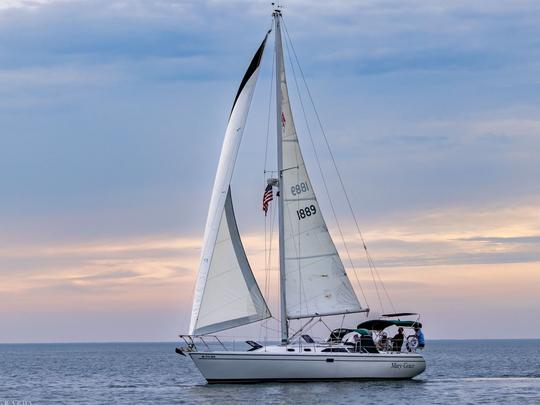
262,184,273,216
281,112,286,127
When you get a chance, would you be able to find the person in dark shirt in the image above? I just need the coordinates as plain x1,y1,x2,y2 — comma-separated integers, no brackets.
392,327,404,352
360,334,379,353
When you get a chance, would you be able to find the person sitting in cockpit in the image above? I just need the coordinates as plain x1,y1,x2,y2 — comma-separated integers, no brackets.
377,332,389,350
360,333,379,353
392,327,404,352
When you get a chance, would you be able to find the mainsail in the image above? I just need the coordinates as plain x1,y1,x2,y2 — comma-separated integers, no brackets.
275,17,363,320
189,34,271,335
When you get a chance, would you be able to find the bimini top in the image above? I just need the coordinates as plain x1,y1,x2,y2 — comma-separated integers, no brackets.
357,319,422,331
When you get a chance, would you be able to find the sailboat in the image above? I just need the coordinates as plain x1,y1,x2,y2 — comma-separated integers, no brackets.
176,8,426,383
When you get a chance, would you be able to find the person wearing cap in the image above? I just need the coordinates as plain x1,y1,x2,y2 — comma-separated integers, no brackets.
392,327,404,352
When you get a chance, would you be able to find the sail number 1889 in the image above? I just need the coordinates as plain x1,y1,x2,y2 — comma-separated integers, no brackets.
297,205,317,220
291,182,309,196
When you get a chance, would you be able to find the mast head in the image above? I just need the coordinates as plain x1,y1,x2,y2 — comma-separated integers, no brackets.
272,2,283,17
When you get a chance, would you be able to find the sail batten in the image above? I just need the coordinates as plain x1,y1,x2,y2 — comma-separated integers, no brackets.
189,34,271,336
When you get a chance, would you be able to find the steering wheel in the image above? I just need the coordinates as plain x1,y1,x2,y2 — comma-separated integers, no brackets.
407,336,419,350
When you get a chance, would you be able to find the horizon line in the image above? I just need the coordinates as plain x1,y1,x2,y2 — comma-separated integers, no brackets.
1,338,539,345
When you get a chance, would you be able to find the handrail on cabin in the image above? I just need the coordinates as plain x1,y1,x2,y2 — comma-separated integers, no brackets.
178,334,229,352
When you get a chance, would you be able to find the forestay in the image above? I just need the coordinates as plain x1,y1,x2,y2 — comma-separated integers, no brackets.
189,34,271,335
276,25,363,319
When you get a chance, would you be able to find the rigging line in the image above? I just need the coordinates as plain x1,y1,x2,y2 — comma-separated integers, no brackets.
268,202,276,297
263,39,276,172
282,18,392,312
297,158,303,317
368,249,395,313
262,25,277,341
261,211,268,340
368,257,384,314
265,44,276,326
259,323,281,333
267,200,278,321
289,317,316,341
318,317,334,334
281,17,370,308
262,202,277,338
261,210,268,340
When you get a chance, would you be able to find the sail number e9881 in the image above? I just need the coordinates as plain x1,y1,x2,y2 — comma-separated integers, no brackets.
291,182,309,196
297,205,317,220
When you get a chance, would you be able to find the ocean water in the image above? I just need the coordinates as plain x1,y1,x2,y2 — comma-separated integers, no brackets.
0,340,539,404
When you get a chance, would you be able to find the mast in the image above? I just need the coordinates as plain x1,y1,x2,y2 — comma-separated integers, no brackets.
274,8,288,345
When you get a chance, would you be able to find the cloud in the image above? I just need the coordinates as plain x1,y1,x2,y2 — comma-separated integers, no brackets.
0,236,200,300
0,236,200,259
325,199,540,270
2,196,538,295
457,235,540,244
0,0,57,11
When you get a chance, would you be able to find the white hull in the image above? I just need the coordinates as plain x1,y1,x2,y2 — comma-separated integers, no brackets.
188,350,426,383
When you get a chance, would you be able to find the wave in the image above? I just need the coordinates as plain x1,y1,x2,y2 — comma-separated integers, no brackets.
430,376,540,382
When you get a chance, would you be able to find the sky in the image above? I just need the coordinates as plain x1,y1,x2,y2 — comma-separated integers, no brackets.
1,0,539,343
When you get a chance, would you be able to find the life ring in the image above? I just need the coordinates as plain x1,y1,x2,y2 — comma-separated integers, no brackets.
407,336,419,350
